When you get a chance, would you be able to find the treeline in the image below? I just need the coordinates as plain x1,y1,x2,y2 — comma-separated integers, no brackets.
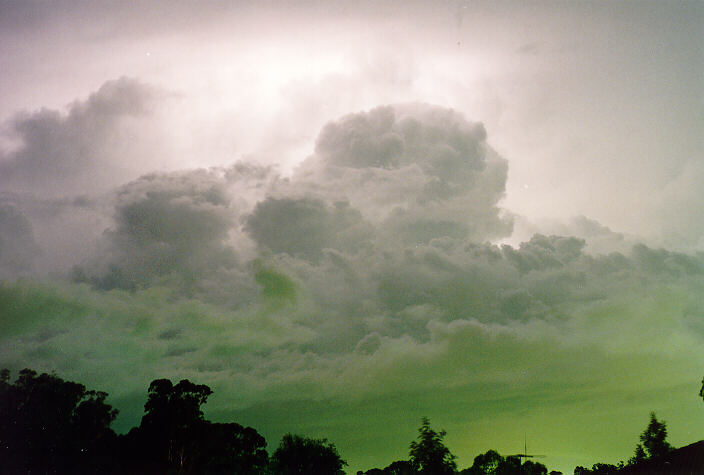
0,368,555,474
0,369,343,474
361,417,555,475
1,369,702,474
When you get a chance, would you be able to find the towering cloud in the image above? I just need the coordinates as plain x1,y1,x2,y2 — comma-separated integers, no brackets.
295,104,512,242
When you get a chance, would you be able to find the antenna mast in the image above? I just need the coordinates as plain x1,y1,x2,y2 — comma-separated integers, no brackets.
510,433,546,464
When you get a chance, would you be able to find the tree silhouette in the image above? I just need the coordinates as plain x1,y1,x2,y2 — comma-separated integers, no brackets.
122,377,269,473
126,378,213,471
361,459,416,474
636,412,672,460
699,376,703,402
270,433,347,474
497,456,523,475
362,459,416,474
408,417,457,474
519,459,547,475
464,449,503,474
0,368,118,472
384,460,417,474
462,449,549,475
193,421,268,474
573,463,621,474
628,443,646,465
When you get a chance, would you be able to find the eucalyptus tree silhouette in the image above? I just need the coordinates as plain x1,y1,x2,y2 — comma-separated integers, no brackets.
122,377,268,473
136,378,213,470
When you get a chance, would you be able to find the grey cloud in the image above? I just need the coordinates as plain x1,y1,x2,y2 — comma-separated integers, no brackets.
315,106,404,169
354,332,382,355
313,104,488,187
245,197,373,261
0,77,163,197
83,169,240,293
293,104,511,244
631,243,704,277
0,204,40,278
509,214,631,255
263,224,704,347
112,171,231,248
0,192,114,276
501,234,585,274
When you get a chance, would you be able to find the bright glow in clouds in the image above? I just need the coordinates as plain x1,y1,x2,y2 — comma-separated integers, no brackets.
0,1,702,473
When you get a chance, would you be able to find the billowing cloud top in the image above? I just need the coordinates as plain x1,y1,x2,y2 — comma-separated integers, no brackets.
295,105,511,240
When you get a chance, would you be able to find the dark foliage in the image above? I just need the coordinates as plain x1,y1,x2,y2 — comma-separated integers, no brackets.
0,369,268,474
383,460,417,474
632,412,671,462
362,459,416,474
463,449,503,474
120,378,268,474
573,463,622,475
462,449,548,475
520,460,549,475
0,368,118,473
270,433,347,475
191,421,269,473
137,378,213,470
409,417,457,474
620,440,704,473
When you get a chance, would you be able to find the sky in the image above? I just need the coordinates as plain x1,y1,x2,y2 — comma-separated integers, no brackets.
0,0,702,472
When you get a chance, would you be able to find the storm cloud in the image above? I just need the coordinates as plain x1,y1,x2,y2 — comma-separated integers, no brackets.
0,2,702,472
2,100,702,470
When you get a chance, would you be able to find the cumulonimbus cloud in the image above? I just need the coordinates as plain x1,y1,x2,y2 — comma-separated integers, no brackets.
0,88,702,471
